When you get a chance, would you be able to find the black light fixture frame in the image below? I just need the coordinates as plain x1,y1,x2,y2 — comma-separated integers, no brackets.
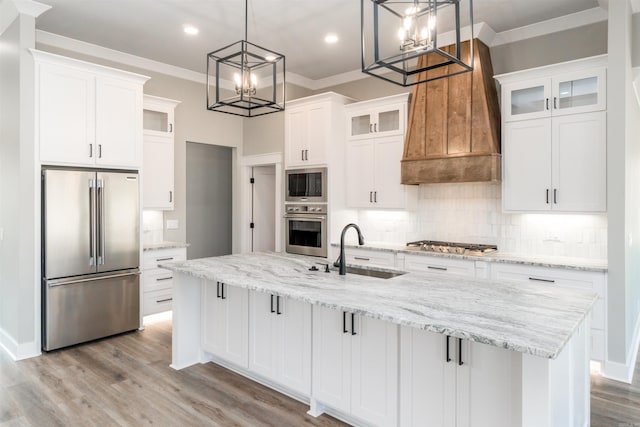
361,0,474,87
206,0,285,117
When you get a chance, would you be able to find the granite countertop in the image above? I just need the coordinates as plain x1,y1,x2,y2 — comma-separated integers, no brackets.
143,241,190,251
162,252,597,359
332,242,608,272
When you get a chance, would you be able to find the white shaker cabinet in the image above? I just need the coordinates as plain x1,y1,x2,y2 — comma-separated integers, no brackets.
33,50,149,169
142,95,180,210
141,247,187,316
202,282,249,368
400,326,517,427
503,111,606,212
312,305,398,427
347,99,405,139
248,291,312,396
284,92,352,169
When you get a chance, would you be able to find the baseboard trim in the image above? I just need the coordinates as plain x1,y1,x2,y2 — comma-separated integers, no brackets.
0,327,40,361
602,312,640,383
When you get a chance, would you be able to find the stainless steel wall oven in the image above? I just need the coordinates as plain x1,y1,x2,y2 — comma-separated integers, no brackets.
284,204,327,258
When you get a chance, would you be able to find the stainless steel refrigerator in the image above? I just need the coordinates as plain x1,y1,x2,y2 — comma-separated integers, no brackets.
42,167,140,351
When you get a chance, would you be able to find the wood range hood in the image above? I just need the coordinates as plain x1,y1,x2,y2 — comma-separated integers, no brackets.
402,39,501,185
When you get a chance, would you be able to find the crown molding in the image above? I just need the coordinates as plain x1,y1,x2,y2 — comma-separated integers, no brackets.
1,0,50,36
632,0,640,13
13,0,50,17
491,7,608,46
36,7,611,92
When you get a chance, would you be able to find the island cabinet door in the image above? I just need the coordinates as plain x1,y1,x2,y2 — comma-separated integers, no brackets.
201,281,249,369
248,291,278,381
277,297,312,396
350,315,399,427
312,305,352,414
455,340,518,427
399,326,456,427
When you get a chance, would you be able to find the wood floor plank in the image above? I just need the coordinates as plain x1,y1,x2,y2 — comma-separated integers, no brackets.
2,317,639,426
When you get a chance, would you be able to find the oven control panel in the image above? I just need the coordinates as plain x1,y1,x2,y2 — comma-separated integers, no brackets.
285,204,327,214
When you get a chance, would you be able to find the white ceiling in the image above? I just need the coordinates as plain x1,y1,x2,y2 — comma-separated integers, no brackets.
35,0,602,81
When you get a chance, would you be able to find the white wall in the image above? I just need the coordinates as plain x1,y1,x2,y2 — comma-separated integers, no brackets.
0,5,39,359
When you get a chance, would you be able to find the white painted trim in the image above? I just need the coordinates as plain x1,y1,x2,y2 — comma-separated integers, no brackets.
36,30,205,84
13,0,51,17
602,310,640,383
633,67,640,107
0,327,41,361
632,0,640,14
492,7,608,47
240,153,284,254
494,54,608,85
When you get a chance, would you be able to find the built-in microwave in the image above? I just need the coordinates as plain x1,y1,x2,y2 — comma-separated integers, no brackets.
285,167,327,203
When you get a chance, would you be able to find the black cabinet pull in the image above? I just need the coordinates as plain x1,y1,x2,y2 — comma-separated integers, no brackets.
301,150,304,161
169,123,173,133
428,266,447,271
554,188,557,204
446,336,451,363
546,189,549,204
169,191,173,203
553,97,558,109
156,298,172,303
221,283,226,300
343,312,348,334
458,338,464,366
545,98,550,110
373,191,377,203
369,191,373,203
276,296,282,315
354,256,370,261
351,313,356,336
374,123,377,132
216,281,221,298
369,123,373,133
156,257,174,262
156,276,172,282
270,294,275,313
529,277,555,283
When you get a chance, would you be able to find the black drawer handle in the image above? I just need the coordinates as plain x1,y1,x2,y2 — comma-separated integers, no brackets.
270,294,275,313
528,277,555,283
351,313,356,336
156,257,174,262
458,338,463,366
353,256,370,261
276,296,282,315
156,276,172,281
221,283,226,300
343,312,348,334
446,336,451,363
216,281,221,298
428,266,447,271
156,298,172,303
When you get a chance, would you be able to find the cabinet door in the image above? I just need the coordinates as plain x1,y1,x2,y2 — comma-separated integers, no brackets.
277,297,312,396
552,112,606,212
312,306,351,413
348,111,374,139
375,103,405,136
503,119,552,211
346,140,375,208
95,77,142,168
373,136,405,208
38,62,96,165
456,340,516,427
306,104,328,165
143,133,174,209
285,108,307,167
503,78,551,122
351,315,399,427
202,283,249,368
248,291,278,381
399,327,456,427
552,68,606,116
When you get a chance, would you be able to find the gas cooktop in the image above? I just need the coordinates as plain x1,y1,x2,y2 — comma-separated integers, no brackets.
406,240,498,256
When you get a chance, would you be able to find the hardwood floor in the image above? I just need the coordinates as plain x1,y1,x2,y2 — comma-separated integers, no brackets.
1,317,639,426
0,318,346,427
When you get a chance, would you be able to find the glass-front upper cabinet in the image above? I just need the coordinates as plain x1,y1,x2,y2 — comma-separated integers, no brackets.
143,95,179,136
347,98,406,139
503,68,606,122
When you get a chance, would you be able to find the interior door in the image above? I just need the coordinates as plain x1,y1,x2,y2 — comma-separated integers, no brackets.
97,171,139,272
43,169,97,279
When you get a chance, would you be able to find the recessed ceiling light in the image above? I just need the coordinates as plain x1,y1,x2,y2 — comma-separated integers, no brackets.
184,25,199,35
324,34,338,44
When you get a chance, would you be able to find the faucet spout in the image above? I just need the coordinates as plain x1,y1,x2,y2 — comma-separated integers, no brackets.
338,223,365,275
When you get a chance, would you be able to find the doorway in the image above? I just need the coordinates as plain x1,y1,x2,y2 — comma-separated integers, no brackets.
250,165,276,252
186,142,232,260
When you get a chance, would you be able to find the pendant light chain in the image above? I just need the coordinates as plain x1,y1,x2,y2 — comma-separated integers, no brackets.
244,0,248,41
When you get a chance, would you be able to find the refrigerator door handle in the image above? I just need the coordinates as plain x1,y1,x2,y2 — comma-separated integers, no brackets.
47,270,141,287
89,179,96,266
97,179,106,266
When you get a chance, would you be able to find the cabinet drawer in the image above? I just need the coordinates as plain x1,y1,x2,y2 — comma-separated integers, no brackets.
143,268,173,292
143,289,173,316
143,247,186,269
591,329,604,361
404,254,475,277
344,248,395,268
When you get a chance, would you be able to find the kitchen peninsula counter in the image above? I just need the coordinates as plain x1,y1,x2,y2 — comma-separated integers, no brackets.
163,251,596,359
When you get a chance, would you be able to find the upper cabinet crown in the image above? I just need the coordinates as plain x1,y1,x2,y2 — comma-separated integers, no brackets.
32,50,149,169
501,62,606,122
284,92,353,168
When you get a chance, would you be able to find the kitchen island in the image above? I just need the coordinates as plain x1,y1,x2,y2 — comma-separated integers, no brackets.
163,252,597,427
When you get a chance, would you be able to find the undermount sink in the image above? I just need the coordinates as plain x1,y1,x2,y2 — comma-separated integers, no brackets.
344,266,407,280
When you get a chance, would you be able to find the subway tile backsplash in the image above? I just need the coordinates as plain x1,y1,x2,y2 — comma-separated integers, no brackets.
356,182,607,260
